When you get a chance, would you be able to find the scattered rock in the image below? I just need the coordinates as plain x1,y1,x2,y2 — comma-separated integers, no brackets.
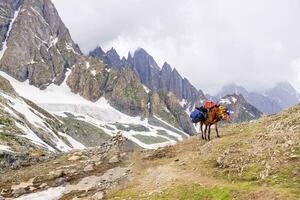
290,155,298,159
109,155,119,164
143,147,175,160
84,164,94,172
54,177,65,186
68,155,81,161
95,161,103,167
1,189,10,195
93,191,104,200
39,183,47,189
49,169,65,179
12,187,27,197
29,186,36,192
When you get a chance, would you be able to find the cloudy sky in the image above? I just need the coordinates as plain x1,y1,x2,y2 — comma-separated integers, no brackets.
52,0,300,94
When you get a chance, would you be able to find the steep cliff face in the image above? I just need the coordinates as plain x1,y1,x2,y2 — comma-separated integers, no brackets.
67,57,115,102
159,62,172,91
67,56,149,117
131,48,161,91
156,91,196,135
0,0,21,51
107,66,149,117
0,0,81,89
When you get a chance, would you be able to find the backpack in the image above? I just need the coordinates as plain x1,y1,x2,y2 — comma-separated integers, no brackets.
190,109,206,123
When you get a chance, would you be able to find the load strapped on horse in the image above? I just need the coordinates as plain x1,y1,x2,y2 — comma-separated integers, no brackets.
190,101,229,123
190,101,230,140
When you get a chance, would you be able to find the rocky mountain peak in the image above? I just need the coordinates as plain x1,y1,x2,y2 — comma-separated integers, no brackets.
88,46,105,59
105,47,123,69
127,51,133,65
162,62,172,72
0,0,81,89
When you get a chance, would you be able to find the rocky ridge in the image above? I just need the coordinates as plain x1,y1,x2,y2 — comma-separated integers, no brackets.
89,47,207,112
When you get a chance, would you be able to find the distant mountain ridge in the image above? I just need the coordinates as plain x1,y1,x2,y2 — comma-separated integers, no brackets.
214,83,300,115
89,46,207,112
219,94,263,123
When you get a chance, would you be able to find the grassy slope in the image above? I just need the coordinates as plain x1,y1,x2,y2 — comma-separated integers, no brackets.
108,104,300,200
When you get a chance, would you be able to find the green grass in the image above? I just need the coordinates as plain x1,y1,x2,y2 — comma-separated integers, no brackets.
241,164,262,181
110,184,232,200
294,146,300,155
154,184,232,200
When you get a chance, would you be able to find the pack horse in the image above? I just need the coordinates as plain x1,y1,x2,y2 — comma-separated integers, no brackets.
190,101,230,141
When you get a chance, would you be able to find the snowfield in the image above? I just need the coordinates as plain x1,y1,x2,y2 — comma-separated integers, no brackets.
0,71,188,149
0,90,85,153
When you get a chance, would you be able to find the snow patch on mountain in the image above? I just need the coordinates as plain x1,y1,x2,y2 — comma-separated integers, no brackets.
220,98,232,105
0,71,187,149
143,85,151,93
0,144,13,153
0,6,21,60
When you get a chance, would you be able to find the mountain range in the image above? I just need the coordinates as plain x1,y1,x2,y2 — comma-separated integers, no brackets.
0,0,299,156
214,83,300,115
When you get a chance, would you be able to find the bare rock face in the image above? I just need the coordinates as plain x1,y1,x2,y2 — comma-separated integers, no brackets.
107,66,149,117
0,0,81,89
0,0,21,51
0,75,17,95
67,57,115,102
67,57,149,117
149,91,179,128
156,91,196,135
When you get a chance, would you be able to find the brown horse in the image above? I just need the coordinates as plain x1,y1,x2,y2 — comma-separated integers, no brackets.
198,105,225,141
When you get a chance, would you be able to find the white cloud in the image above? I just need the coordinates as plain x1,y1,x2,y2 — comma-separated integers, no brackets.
52,0,300,94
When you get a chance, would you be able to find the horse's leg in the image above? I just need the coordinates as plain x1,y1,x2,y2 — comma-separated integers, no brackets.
203,124,207,140
200,122,204,140
215,123,220,138
208,124,211,141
